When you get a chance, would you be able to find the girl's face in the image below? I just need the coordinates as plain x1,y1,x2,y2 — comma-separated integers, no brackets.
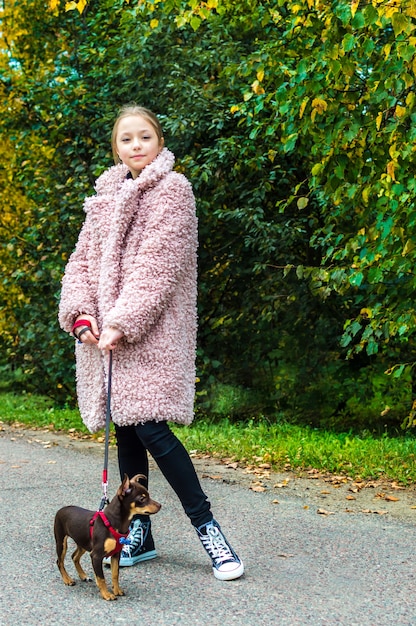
115,114,163,178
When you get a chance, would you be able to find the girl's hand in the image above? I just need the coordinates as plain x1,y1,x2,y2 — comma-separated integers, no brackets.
74,315,100,345
98,327,124,352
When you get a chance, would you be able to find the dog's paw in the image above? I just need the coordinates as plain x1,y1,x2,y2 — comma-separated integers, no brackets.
102,592,118,601
113,588,125,597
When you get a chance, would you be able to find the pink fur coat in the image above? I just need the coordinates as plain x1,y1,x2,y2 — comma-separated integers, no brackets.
58,149,198,433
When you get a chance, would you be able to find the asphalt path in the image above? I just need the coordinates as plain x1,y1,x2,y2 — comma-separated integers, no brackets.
0,426,415,626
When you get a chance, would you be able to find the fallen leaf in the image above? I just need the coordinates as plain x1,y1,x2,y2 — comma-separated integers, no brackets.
320,490,331,494
384,495,400,502
317,508,335,515
361,509,388,515
346,495,356,500
307,469,322,479
274,482,289,488
250,485,267,492
272,499,280,504
277,553,294,558
202,474,223,481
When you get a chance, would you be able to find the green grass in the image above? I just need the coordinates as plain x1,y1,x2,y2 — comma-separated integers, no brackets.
1,392,416,484
0,392,88,433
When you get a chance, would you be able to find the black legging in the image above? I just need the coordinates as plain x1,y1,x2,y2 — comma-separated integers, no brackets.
114,421,213,528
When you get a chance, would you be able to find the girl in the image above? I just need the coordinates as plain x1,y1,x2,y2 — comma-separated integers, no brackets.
58,105,244,581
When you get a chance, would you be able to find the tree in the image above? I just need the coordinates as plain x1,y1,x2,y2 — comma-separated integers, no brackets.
1,0,415,429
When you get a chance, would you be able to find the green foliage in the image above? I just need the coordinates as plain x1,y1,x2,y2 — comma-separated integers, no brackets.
1,0,416,430
2,390,416,484
176,416,416,484
0,392,87,431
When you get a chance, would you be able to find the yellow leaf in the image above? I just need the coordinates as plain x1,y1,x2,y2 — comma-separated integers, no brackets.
351,0,360,18
150,18,159,28
360,307,372,318
387,160,396,180
257,69,264,82
385,4,400,19
299,98,309,119
49,0,60,10
311,97,328,114
405,1,416,18
230,105,239,114
395,104,406,118
251,80,265,95
376,111,383,130
362,186,371,204
402,239,414,255
389,142,398,158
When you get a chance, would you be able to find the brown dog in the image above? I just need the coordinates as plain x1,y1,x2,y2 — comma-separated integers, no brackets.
54,474,161,600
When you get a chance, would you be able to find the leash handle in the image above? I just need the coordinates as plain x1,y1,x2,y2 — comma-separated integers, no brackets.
99,349,112,511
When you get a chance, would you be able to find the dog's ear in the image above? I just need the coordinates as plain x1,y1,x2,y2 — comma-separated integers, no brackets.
131,473,148,487
118,473,132,497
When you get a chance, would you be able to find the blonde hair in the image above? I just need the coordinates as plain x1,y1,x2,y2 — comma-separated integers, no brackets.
111,104,164,163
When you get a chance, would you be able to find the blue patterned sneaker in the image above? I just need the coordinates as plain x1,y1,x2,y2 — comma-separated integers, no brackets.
103,517,157,567
195,519,244,581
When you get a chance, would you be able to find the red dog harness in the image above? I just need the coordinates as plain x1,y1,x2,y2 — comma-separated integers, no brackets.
89,511,129,557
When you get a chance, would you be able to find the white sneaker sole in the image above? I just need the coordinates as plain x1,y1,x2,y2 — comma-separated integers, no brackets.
213,560,245,581
103,549,157,567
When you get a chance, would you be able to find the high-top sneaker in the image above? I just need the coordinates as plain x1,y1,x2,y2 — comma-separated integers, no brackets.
103,517,157,567
195,519,244,581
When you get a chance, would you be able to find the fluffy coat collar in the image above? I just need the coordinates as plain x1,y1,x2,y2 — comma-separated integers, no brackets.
83,148,176,324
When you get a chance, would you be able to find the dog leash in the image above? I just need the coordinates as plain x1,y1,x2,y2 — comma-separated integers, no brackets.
99,349,112,511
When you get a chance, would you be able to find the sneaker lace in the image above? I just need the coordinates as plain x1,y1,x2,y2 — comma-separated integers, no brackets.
200,525,235,565
122,522,145,557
